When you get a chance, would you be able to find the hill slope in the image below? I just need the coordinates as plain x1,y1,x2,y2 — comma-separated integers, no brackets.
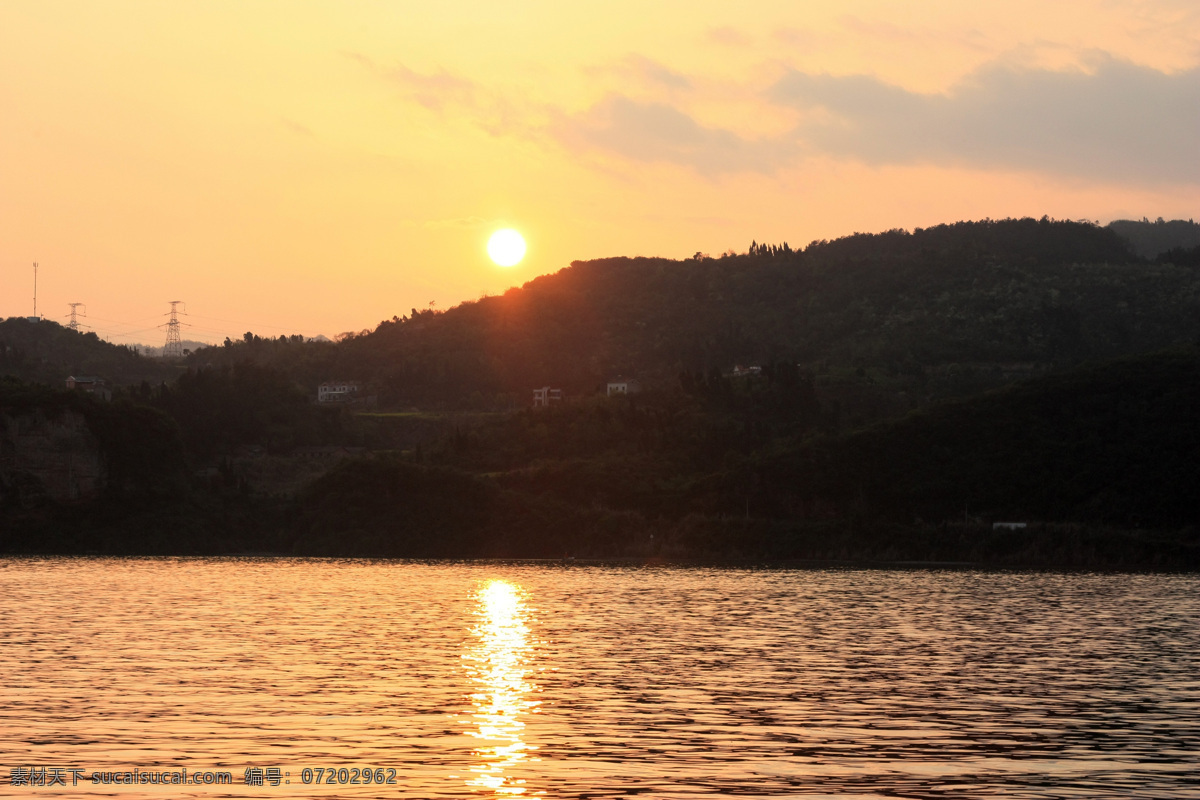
281,346,1200,565
193,218,1198,421
1108,218,1200,259
0,317,177,386
754,346,1200,530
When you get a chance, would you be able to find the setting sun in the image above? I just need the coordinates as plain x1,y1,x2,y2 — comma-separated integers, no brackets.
488,229,527,267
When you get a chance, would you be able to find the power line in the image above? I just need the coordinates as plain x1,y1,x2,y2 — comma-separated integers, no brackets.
23,301,316,346
82,313,189,341
185,312,312,334
96,324,172,339
84,313,165,325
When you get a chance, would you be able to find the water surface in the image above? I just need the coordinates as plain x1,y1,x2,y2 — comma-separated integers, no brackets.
2,559,1198,798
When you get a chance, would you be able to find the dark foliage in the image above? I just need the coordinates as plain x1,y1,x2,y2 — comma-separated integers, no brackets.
1156,244,1200,267
0,378,189,500
4,218,1199,567
0,317,176,386
292,458,497,556
1108,218,1200,259
146,362,343,459
755,347,1200,529
291,457,610,558
188,218,1199,420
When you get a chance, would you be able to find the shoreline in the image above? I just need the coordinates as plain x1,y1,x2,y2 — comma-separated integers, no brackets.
4,552,1198,573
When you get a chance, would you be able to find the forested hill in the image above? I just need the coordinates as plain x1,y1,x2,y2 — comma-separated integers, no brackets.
191,217,1200,414
1107,218,1200,259
0,317,177,386
753,346,1200,531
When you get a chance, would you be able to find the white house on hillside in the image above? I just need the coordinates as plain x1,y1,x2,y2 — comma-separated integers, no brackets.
317,381,359,403
532,386,563,407
606,377,642,396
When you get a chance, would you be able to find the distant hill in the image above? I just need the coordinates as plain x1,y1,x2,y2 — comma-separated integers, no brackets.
1107,218,1200,259
755,346,1200,530
7,339,1197,564
1155,244,1200,267
0,317,178,387
134,339,215,359
190,217,1199,424
283,346,1200,563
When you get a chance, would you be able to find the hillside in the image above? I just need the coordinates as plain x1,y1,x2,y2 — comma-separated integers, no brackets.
1108,218,1200,259
0,317,178,387
6,216,1198,566
752,346,1200,530
191,218,1199,426
4,342,1197,566
282,346,1200,565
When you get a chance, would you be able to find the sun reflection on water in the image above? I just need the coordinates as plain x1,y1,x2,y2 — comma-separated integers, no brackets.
463,579,540,796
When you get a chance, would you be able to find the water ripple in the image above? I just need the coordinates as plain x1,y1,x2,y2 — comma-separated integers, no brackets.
1,559,1197,798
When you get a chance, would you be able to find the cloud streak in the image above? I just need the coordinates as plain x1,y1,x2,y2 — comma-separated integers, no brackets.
413,216,501,229
366,53,1200,185
386,65,479,112
590,54,692,91
552,95,788,175
771,57,1200,184
554,56,1200,183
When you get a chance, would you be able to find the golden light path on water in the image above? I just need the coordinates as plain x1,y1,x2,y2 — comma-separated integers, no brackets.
462,580,541,796
3,563,1200,798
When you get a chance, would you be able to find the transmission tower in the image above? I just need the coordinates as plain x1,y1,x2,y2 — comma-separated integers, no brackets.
32,263,38,318
67,302,87,331
163,301,187,358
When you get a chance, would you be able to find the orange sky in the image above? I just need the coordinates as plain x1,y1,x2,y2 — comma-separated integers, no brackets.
2,1,1197,344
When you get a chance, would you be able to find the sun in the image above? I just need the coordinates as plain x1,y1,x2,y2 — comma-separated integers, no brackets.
487,229,526,267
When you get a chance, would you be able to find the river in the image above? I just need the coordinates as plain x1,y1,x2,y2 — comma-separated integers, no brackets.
2,558,1198,798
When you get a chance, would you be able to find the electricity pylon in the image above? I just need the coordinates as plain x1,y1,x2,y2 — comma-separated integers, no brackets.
67,303,86,331
163,301,187,358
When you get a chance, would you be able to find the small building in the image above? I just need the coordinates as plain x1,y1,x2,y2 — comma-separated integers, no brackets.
606,377,642,396
194,466,222,482
317,381,359,403
993,522,1028,530
65,376,111,401
532,386,563,407
293,445,367,462
731,365,762,377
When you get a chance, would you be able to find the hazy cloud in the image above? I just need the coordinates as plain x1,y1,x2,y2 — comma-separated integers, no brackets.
281,118,314,137
585,54,692,92
386,65,478,111
772,27,822,48
708,26,751,47
834,15,990,51
358,60,532,140
837,15,929,44
621,54,692,90
402,216,501,229
341,50,376,69
347,53,483,113
361,48,1199,187
771,57,1200,184
553,95,787,175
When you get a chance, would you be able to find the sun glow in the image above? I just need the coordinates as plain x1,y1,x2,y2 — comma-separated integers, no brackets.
463,579,539,795
487,229,527,267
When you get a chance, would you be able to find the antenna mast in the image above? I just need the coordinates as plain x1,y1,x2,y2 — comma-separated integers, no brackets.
67,302,87,331
163,301,187,358
33,263,38,318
